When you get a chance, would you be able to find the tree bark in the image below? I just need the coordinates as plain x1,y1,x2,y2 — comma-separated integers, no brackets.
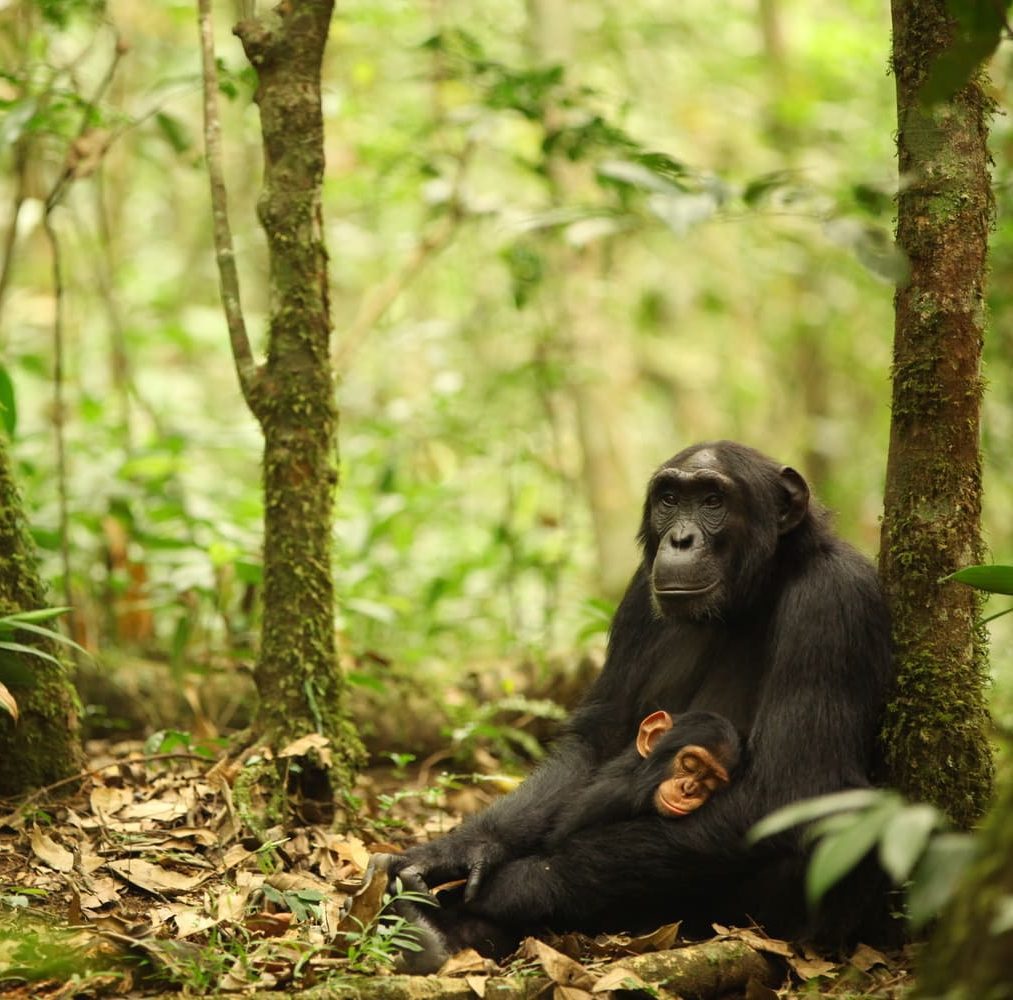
878,0,993,827
0,434,83,795
231,0,363,798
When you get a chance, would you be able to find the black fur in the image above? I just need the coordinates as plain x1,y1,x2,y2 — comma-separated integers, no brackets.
386,442,893,968
545,710,744,845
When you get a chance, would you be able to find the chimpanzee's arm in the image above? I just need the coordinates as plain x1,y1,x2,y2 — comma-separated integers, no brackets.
388,573,658,894
388,727,604,893
546,747,651,848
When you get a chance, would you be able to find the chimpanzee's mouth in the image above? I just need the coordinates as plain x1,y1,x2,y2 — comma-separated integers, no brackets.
654,581,719,597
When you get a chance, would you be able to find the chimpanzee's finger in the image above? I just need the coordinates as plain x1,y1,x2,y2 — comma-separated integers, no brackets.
463,859,487,904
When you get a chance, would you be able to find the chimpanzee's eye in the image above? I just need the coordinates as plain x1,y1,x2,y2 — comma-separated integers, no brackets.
660,493,678,508
702,494,722,508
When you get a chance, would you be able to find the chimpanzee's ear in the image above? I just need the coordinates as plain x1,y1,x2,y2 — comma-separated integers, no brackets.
777,466,810,535
636,710,675,758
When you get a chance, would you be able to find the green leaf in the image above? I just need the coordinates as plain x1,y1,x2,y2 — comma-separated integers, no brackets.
144,729,193,755
154,111,191,154
0,364,17,438
0,641,61,667
806,802,894,907
0,607,72,624
921,1,1006,104
748,788,884,844
743,170,795,207
500,241,544,309
908,833,976,929
946,564,1013,595
879,803,943,884
4,620,89,658
597,159,679,195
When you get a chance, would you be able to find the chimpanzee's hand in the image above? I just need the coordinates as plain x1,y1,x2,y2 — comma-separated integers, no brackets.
377,834,509,903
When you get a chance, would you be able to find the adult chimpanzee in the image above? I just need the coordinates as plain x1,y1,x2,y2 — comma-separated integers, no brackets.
383,441,893,970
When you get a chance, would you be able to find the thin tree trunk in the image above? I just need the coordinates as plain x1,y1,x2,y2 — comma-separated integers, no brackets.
227,1,362,797
878,0,993,827
0,434,83,795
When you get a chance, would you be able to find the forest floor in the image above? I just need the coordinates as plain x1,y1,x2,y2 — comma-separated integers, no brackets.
0,739,915,999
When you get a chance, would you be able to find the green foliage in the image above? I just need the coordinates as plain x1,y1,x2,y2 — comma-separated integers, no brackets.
7,0,1007,735
338,881,437,973
0,913,117,988
0,608,85,713
922,0,1012,104
447,694,566,762
949,564,1013,595
0,366,16,439
143,728,224,759
948,563,1013,623
750,789,974,927
32,0,104,30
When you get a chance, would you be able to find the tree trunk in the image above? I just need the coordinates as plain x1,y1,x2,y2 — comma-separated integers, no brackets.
232,1,363,800
878,0,993,827
0,434,82,795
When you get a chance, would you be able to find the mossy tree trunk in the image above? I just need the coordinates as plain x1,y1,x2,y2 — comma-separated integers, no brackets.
878,0,993,828
225,1,363,805
0,434,82,795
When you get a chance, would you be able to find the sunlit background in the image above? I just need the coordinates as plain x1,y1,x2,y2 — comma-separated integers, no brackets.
1,0,1011,747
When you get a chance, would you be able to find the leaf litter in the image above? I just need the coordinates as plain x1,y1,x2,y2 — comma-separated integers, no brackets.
0,738,913,997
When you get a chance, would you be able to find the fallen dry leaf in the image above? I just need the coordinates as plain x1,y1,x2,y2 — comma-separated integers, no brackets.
553,987,594,1000
106,858,208,895
438,948,490,976
335,862,387,933
520,938,595,990
31,827,74,872
265,870,334,896
790,947,838,981
591,965,654,993
79,875,121,911
279,733,332,763
850,942,889,971
712,923,794,959
465,974,488,997
585,920,681,957
246,911,294,937
0,681,18,722
119,797,189,823
90,785,133,817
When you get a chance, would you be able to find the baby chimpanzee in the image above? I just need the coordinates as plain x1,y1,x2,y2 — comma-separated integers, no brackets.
547,709,743,846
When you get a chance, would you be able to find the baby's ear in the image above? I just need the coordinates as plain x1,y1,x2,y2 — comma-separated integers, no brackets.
636,710,674,758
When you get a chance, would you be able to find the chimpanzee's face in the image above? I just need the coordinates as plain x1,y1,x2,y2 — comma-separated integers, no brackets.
646,449,738,620
641,445,810,621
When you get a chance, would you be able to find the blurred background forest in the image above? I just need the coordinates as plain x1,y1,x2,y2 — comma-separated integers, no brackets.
2,0,1013,761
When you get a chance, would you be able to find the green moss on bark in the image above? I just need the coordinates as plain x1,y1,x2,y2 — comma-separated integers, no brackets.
233,0,364,815
0,434,83,795
879,0,994,827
